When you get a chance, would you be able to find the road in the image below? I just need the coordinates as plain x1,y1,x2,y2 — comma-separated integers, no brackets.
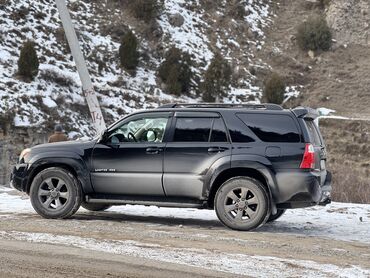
0,187,369,277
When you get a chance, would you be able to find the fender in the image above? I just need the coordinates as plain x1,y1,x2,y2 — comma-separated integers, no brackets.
27,151,93,194
203,155,231,198
222,154,279,201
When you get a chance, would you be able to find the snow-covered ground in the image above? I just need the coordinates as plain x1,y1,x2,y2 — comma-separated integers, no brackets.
0,186,369,277
0,230,368,277
1,186,369,243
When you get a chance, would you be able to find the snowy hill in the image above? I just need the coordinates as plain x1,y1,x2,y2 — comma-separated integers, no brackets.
0,0,275,137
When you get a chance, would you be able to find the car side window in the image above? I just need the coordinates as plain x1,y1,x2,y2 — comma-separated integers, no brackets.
210,118,228,142
237,113,301,143
173,118,213,142
108,117,169,144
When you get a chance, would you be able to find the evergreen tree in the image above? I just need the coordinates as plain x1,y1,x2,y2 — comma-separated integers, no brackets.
158,47,193,96
201,53,232,102
18,40,39,80
119,30,139,71
263,73,286,104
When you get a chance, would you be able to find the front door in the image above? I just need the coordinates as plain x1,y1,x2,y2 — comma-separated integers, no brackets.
91,112,171,195
163,112,231,199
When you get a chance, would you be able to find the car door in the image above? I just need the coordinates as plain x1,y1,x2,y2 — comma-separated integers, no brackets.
163,112,231,199
91,112,172,195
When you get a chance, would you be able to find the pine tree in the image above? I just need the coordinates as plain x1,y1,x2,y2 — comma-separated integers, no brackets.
263,73,286,104
158,47,193,96
119,30,139,71
18,40,39,80
201,53,232,102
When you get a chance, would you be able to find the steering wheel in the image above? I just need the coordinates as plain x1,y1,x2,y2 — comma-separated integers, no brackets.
128,132,137,142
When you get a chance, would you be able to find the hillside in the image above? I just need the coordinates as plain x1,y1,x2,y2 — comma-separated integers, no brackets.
0,0,278,137
0,0,369,202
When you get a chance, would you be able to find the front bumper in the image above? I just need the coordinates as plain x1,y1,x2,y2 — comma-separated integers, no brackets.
10,163,29,193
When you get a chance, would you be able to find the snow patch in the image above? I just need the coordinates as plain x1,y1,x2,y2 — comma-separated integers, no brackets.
0,186,369,244
0,230,368,278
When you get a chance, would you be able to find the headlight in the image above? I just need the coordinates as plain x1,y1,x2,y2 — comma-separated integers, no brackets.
19,148,31,163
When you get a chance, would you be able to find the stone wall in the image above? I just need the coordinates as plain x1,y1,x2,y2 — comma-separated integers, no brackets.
0,127,48,186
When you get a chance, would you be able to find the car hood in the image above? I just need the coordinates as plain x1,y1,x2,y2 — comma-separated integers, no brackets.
30,139,97,155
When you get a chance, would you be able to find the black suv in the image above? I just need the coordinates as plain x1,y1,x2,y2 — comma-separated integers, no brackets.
11,103,332,231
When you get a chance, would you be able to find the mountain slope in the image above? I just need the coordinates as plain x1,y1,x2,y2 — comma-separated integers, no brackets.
0,0,275,137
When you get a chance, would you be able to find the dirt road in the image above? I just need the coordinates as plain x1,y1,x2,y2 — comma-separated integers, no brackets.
0,188,369,277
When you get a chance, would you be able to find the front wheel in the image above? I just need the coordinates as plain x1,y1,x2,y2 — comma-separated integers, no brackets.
30,167,82,219
215,177,270,231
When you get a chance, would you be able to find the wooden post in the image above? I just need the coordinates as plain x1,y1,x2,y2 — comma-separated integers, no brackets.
55,0,106,134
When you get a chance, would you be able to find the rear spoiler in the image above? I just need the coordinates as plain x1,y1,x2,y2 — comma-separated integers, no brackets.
292,107,319,120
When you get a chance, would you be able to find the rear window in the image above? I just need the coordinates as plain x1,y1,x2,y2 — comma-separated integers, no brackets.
237,114,301,143
305,120,322,146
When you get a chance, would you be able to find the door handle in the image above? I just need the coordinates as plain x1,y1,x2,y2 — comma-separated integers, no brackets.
146,147,163,154
208,147,228,154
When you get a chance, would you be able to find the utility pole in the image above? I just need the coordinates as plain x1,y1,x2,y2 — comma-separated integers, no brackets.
55,0,106,134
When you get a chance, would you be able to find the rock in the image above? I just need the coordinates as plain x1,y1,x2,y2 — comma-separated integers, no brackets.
169,13,185,27
308,50,315,59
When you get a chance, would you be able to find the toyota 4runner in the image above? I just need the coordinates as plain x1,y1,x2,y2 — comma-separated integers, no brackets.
11,103,332,231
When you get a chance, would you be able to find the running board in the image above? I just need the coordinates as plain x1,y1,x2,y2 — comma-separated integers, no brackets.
85,195,206,209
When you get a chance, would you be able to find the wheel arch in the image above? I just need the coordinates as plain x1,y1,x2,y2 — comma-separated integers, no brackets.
26,158,91,194
207,167,274,209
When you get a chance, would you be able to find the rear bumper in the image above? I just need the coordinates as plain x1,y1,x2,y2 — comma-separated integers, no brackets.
10,164,29,193
318,171,332,206
276,170,332,209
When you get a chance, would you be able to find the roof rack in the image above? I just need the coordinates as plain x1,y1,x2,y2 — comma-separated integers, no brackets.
158,103,284,111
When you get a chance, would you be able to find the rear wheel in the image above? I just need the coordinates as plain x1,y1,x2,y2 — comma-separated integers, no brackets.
81,203,112,212
30,167,82,219
267,209,286,223
215,177,270,231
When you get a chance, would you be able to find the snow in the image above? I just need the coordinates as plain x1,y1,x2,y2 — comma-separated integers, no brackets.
317,107,336,116
42,96,57,108
0,186,369,244
0,185,369,277
0,0,281,136
0,230,368,277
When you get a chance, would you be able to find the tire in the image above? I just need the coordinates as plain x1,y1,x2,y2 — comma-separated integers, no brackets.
267,209,286,223
29,167,82,219
215,177,270,231
81,203,112,212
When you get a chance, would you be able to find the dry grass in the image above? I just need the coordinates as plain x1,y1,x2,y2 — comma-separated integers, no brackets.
331,164,370,204
319,118,370,204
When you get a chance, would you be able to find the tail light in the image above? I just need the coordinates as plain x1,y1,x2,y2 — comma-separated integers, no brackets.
300,144,315,169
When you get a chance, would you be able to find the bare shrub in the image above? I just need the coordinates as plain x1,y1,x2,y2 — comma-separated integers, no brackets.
331,164,370,204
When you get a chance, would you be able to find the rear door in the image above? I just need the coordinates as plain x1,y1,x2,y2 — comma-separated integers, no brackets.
163,112,231,199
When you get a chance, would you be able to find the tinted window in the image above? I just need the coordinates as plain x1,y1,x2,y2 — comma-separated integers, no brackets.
211,118,228,142
174,118,212,142
237,114,300,143
305,120,322,146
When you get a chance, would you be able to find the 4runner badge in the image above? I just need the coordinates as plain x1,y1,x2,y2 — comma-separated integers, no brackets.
95,169,116,172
